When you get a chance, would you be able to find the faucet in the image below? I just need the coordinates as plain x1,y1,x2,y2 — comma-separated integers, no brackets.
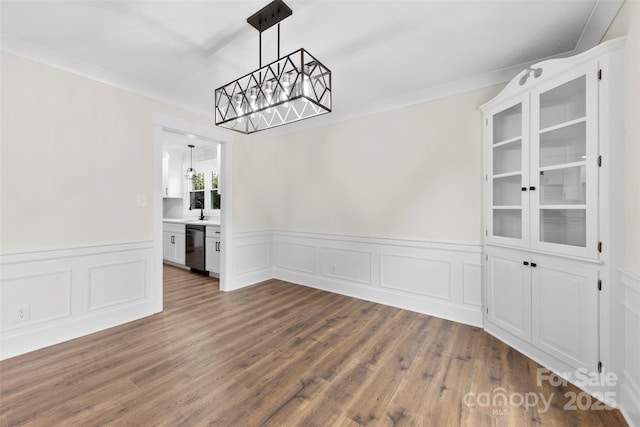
189,200,205,220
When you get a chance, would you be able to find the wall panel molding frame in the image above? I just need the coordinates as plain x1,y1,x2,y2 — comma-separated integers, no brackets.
0,241,156,360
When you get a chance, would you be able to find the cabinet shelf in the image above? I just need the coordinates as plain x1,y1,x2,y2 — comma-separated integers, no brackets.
493,171,522,179
539,160,586,173
493,136,522,147
539,205,587,210
493,205,522,210
539,117,586,135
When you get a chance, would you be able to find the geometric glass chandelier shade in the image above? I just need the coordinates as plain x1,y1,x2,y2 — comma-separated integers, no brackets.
214,0,331,134
215,49,331,134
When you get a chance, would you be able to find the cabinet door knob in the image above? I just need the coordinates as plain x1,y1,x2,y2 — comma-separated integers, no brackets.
521,187,527,191
529,186,536,191
171,235,175,244
531,262,537,268
523,261,529,266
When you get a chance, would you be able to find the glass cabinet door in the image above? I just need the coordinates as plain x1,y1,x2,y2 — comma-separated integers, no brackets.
487,97,529,246
530,63,599,257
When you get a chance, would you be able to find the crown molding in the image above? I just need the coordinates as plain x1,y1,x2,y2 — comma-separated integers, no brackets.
574,0,625,54
1,0,621,135
0,34,215,118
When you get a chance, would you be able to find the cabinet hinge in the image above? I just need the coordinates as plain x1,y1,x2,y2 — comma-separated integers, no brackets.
598,155,602,167
598,361,603,373
598,241,603,253
598,279,602,291
598,69,602,80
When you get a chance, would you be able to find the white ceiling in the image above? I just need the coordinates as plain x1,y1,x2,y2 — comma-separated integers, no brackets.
0,0,624,135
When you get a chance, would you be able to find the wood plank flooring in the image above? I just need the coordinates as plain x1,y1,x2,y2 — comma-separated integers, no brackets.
0,264,628,426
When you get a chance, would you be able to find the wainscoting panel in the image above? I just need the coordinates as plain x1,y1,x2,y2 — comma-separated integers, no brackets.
320,247,372,285
381,253,451,299
88,259,147,311
0,270,72,331
229,231,273,291
0,241,157,360
272,231,483,327
621,269,640,427
274,241,316,274
463,262,483,306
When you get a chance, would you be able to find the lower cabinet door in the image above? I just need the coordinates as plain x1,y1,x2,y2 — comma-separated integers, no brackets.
163,232,175,262
205,237,220,273
531,256,599,371
486,247,532,342
174,234,186,265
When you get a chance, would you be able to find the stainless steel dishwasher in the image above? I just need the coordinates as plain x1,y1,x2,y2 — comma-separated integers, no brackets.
185,224,206,271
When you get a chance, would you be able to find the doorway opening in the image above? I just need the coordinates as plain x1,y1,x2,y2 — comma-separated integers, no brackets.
152,114,233,313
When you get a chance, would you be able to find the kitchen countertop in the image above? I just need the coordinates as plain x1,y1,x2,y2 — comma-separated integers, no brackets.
163,218,220,226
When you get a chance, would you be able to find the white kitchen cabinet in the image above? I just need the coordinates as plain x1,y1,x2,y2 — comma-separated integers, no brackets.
162,152,184,198
163,223,186,265
480,38,625,392
205,226,221,275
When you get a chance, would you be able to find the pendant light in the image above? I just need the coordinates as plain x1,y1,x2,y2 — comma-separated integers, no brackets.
185,144,196,180
214,0,331,134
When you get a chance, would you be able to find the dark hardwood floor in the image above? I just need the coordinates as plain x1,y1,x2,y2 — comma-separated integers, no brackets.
0,264,628,426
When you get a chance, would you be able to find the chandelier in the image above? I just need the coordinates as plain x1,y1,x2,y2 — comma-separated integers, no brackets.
214,0,332,134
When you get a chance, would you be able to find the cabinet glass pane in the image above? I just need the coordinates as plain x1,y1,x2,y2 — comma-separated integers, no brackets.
539,122,586,167
540,209,586,247
539,166,586,205
493,175,522,206
493,141,522,175
493,104,522,143
540,76,586,129
493,209,522,239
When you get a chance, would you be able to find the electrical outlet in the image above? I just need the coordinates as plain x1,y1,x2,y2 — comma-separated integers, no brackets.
16,304,30,322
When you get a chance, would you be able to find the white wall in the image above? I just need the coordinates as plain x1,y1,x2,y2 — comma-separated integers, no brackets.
0,52,215,254
602,3,640,426
231,133,276,231
603,1,640,274
228,87,500,329
0,52,221,358
264,86,500,244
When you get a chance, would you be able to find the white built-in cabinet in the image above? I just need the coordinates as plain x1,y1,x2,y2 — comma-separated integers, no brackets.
480,38,625,399
163,223,186,265
486,62,599,258
162,152,184,198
